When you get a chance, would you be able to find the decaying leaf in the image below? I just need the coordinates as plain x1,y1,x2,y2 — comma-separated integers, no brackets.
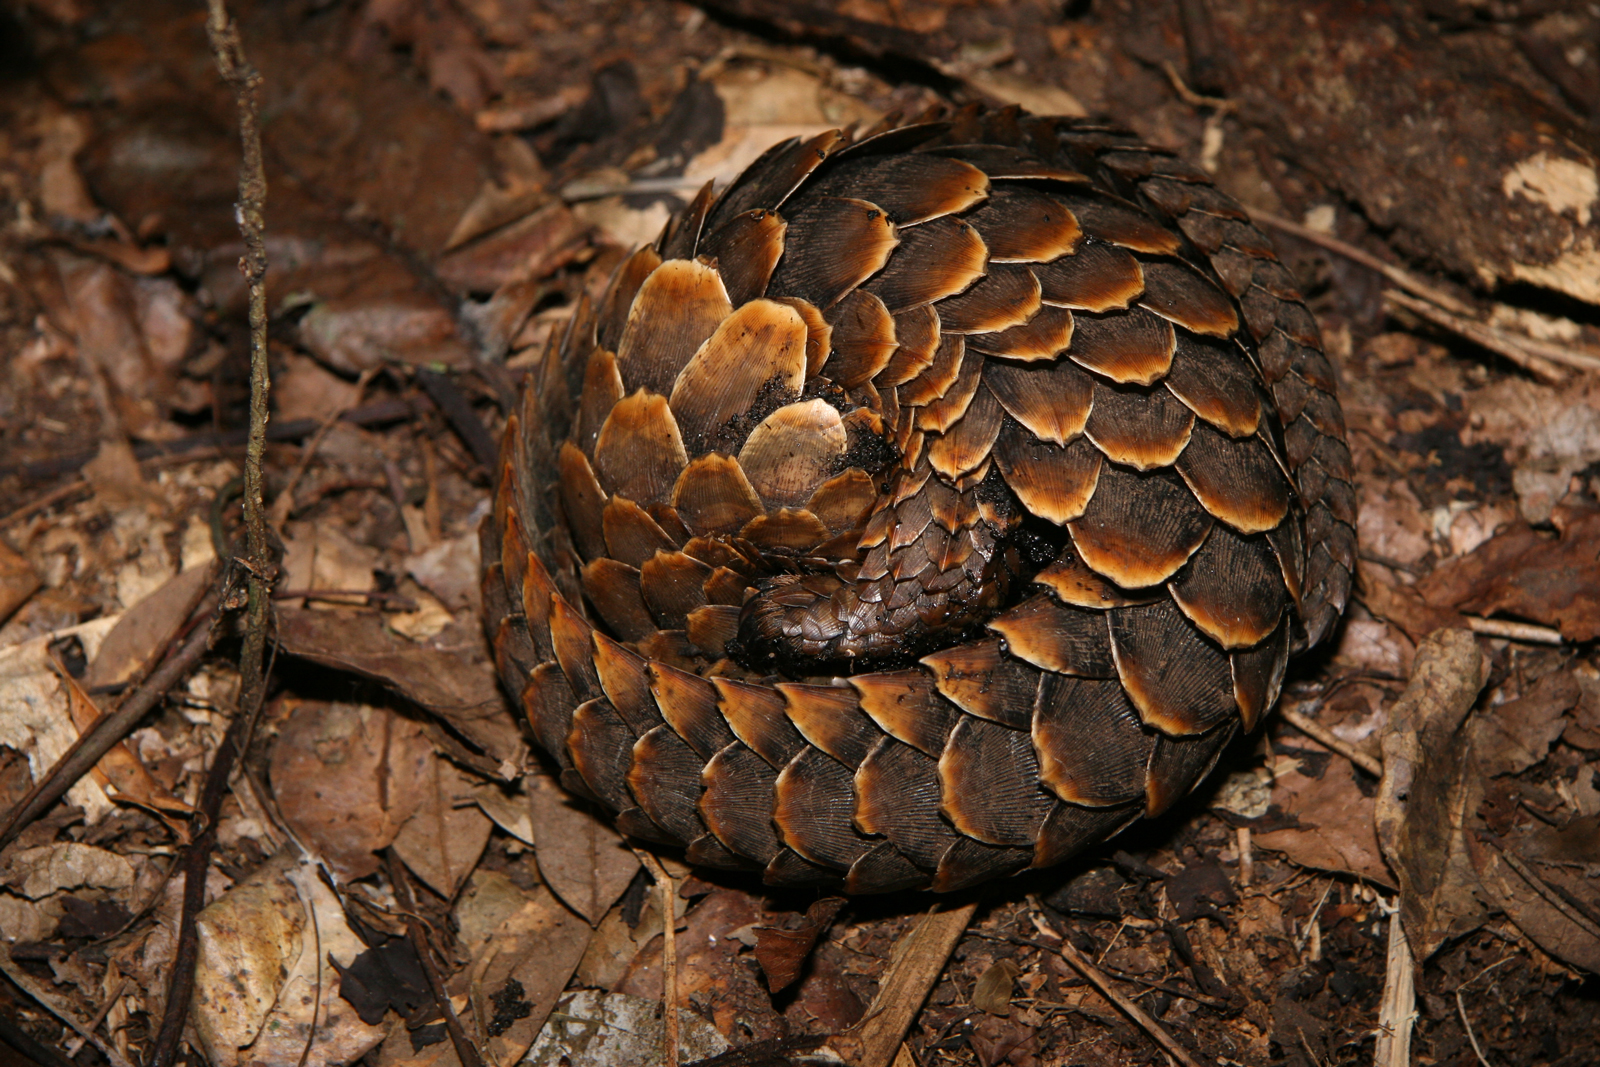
1418,504,1600,641
523,989,729,1067
82,563,213,690
1374,628,1490,960
1254,758,1394,888
191,852,388,1067
390,755,493,899
1473,671,1580,777
972,958,1022,1016
268,700,436,880
753,896,846,993
274,606,524,769
0,538,41,626
525,770,639,925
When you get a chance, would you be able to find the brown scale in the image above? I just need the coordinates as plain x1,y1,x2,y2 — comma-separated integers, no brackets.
483,107,1355,894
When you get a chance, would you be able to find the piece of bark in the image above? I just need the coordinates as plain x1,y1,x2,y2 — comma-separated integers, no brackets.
1210,0,1600,307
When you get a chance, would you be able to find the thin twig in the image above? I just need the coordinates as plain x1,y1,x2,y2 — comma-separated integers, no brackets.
1455,990,1494,1067
0,953,134,1067
1494,846,1600,941
636,851,680,1067
1279,704,1384,778
1384,290,1572,383
0,601,217,851
1248,209,1475,316
64,976,127,1058
1031,915,1204,1067
387,851,487,1067
1463,615,1564,645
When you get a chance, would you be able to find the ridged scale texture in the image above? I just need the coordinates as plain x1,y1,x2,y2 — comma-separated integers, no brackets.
482,106,1355,893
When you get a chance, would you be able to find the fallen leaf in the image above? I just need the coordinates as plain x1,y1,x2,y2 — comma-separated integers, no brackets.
0,539,41,626
523,990,729,1067
1469,833,1600,975
1474,671,1581,776
1374,628,1491,959
972,958,1022,1016
405,531,483,615
280,521,378,607
1254,763,1394,888
192,852,388,1067
967,1012,1042,1067
54,659,190,820
82,563,212,690
1418,504,1600,641
0,618,120,825
390,755,493,899
268,700,436,880
525,770,639,925
1,842,133,899
754,896,846,993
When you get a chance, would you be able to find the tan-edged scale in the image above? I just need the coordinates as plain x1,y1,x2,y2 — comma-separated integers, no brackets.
483,105,1355,893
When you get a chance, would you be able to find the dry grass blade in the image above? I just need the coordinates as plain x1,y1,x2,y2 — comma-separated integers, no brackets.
1384,291,1573,383
1462,615,1564,645
833,902,978,1067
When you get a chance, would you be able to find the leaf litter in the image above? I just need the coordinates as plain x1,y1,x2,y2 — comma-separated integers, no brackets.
1,1,1600,1066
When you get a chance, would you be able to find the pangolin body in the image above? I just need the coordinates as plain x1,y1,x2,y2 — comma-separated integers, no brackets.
482,106,1355,893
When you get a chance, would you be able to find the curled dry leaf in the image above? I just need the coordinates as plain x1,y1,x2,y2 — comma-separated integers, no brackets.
753,896,846,993
1374,628,1490,960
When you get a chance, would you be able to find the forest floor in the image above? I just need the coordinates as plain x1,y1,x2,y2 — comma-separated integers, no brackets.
1,1,1599,1065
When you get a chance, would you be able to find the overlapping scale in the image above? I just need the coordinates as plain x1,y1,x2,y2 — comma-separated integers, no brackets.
1084,381,1195,470
669,299,808,453
1067,308,1177,385
615,259,733,396
766,197,899,309
1069,465,1212,587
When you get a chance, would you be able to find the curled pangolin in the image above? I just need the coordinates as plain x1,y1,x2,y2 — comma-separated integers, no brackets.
481,106,1355,893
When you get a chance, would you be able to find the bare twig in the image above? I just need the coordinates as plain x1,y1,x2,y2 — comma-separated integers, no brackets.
0,601,217,851
636,851,681,1067
1463,615,1564,645
1279,703,1384,777
1248,209,1475,316
387,851,487,1067
0,952,134,1067
1236,825,1254,888
1384,290,1573,383
1031,914,1204,1067
1455,990,1494,1067
148,5,277,1065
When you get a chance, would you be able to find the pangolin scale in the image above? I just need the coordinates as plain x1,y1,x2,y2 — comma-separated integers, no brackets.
481,105,1355,893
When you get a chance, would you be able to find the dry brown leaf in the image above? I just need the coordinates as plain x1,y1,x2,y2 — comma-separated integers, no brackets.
268,700,436,880
1418,504,1600,641
525,770,639,925
0,538,41,626
1473,671,1580,777
1470,833,1600,975
54,658,190,820
1374,628,1491,960
1253,763,1394,888
753,896,845,994
390,755,493,899
83,563,211,690
972,958,1022,1016
192,852,387,1067
280,521,378,607
274,606,521,769
0,842,133,899
524,990,730,1066
371,882,592,1067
